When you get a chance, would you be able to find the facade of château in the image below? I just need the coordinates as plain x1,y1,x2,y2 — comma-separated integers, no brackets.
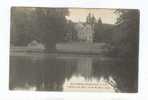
74,22,94,43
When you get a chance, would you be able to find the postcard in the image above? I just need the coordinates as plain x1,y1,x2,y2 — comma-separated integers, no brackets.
9,7,139,93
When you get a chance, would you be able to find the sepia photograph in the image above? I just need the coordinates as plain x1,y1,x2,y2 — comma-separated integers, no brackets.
9,7,139,93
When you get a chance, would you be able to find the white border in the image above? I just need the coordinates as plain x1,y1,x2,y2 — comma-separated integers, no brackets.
0,0,148,100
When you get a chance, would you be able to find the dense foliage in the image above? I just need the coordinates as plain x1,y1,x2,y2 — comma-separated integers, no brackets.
11,7,69,51
112,9,139,57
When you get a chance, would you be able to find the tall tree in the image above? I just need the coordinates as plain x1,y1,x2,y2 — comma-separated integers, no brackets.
11,7,69,52
86,13,96,26
86,13,91,24
10,7,36,46
34,8,69,51
113,9,139,57
65,20,77,41
94,18,104,42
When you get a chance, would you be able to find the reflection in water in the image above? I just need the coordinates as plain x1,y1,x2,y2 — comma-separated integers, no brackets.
76,57,93,78
9,53,138,92
63,75,117,92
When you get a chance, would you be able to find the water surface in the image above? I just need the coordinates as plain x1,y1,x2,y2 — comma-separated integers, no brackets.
9,53,138,92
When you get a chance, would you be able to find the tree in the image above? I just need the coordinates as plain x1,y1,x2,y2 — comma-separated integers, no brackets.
11,7,69,52
34,8,69,51
94,18,104,42
113,9,139,57
10,7,36,46
86,13,91,24
86,13,96,26
65,20,77,41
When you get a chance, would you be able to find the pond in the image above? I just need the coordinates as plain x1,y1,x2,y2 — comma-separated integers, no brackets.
9,53,138,92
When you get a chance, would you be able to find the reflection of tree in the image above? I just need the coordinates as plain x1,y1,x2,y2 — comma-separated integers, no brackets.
10,55,137,92
37,58,77,91
9,56,77,91
76,58,93,79
92,58,138,92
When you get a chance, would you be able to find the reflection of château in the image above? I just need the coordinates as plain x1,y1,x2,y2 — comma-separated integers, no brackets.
76,57,93,78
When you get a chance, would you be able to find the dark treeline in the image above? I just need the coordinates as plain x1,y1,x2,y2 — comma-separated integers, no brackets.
86,9,139,57
111,9,139,57
10,8,139,56
11,7,69,51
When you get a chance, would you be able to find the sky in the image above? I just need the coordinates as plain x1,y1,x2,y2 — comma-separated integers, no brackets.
66,8,118,24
